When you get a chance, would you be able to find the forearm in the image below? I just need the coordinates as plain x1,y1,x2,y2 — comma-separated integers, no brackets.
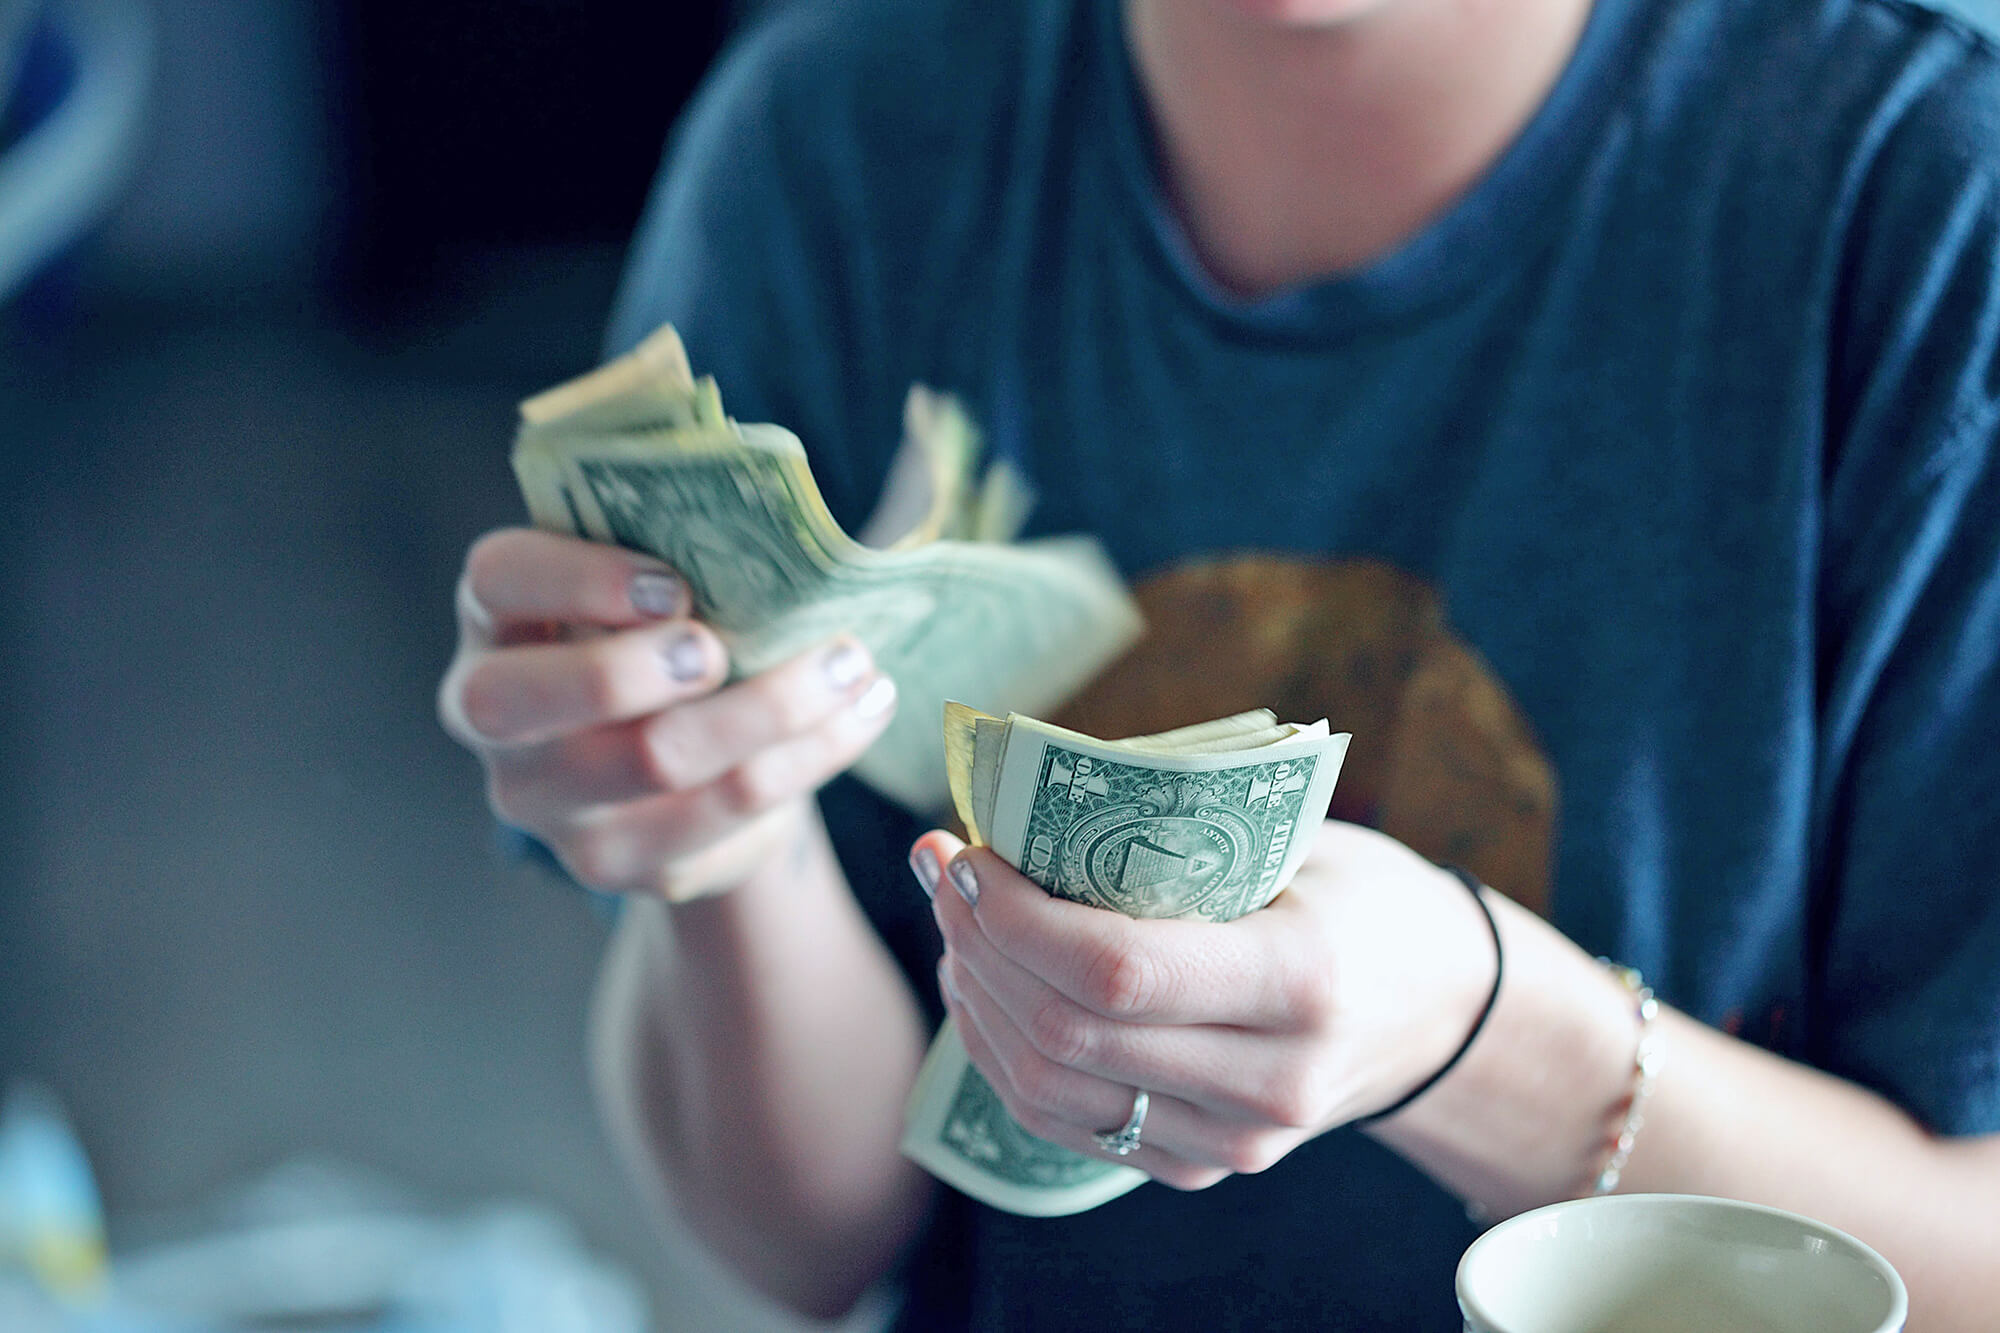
590,807,935,1320
1370,895,2000,1331
1617,1009,2000,1330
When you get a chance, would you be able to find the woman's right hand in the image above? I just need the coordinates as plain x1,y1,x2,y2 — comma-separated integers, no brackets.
437,528,899,900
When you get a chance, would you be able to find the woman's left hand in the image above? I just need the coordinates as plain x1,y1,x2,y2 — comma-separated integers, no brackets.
916,820,1499,1190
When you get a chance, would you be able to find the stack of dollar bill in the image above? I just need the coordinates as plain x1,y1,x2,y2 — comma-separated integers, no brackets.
510,325,1143,824
901,703,1350,1216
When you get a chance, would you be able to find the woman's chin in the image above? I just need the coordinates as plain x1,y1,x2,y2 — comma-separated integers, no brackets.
1203,0,1399,28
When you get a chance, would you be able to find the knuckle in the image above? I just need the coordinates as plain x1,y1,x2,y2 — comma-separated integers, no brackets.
1287,960,1340,1031
755,671,823,736
1220,1131,1291,1176
558,830,629,892
1025,996,1094,1068
1157,1165,1230,1193
463,529,527,605
1249,1065,1326,1131
1078,936,1157,1019
687,705,748,762
483,772,529,828
1010,1059,1069,1116
714,758,782,818
454,660,521,743
463,528,513,580
1218,1141,1265,1176
637,723,699,792
674,693,778,777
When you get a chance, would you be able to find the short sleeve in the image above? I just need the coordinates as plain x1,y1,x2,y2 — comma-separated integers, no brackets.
1815,44,2000,1135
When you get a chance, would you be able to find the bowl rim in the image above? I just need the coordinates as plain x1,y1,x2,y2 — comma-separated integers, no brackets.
1455,1192,1909,1333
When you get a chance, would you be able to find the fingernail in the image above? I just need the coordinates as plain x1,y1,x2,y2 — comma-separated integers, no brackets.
948,857,979,909
854,675,897,719
663,629,708,682
822,640,868,690
941,960,965,1006
631,571,690,619
910,844,941,899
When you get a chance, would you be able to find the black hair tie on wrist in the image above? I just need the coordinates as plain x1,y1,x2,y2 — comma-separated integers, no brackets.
1352,865,1504,1126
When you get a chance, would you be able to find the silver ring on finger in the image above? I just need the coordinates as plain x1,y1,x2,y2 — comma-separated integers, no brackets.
1091,1088,1150,1157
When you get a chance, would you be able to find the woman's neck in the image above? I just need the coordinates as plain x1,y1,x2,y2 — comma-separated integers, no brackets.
1125,0,1596,297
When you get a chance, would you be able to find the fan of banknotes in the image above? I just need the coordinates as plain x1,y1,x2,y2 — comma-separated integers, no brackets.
511,324,1143,821
900,703,1350,1216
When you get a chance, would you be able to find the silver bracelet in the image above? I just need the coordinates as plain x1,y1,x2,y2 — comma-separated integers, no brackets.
1592,960,1663,1194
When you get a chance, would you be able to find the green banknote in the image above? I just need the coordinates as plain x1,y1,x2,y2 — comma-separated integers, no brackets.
510,326,1142,822
903,706,1350,1216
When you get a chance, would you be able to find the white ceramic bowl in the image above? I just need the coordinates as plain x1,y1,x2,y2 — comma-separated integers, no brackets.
1457,1193,1907,1333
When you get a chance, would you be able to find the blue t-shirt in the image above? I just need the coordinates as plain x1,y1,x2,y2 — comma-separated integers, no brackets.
606,0,2000,1326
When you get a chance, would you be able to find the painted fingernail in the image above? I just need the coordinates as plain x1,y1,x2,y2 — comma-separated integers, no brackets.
630,571,690,619
948,857,979,909
821,640,868,690
663,628,708,682
854,675,897,719
911,844,941,899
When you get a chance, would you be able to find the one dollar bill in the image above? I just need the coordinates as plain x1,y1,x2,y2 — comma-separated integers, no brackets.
901,704,1351,1216
510,325,1143,820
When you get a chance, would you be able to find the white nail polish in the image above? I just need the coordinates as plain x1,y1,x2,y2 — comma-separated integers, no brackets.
854,674,897,718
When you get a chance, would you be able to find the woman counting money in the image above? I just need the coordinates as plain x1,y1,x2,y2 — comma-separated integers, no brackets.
437,0,2000,1327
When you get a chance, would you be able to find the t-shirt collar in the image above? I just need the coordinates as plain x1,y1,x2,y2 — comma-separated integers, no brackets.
1095,0,1658,345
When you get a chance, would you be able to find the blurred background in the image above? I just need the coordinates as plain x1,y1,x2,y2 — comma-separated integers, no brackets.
0,0,829,1328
